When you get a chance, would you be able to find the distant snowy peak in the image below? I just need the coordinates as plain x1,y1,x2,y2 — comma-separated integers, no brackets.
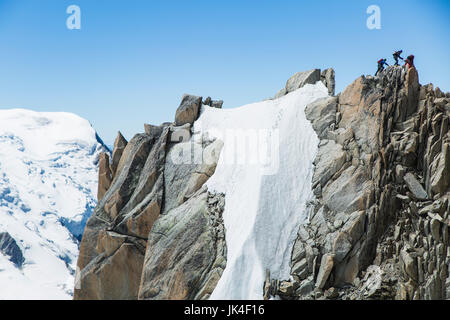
0,108,107,299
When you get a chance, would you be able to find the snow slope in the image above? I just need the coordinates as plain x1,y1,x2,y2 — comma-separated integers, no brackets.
0,109,107,299
194,82,329,299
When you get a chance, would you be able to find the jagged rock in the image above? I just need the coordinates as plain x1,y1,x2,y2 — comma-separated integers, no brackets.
75,234,146,300
203,97,212,106
430,219,440,242
75,129,169,300
404,172,428,200
312,139,346,188
163,139,223,214
144,124,164,138
297,277,315,296
286,69,321,94
0,232,24,267
175,94,202,126
322,165,373,213
430,143,450,195
328,127,354,145
279,281,294,296
400,249,418,281
405,67,420,117
333,232,353,263
321,68,336,96
359,265,383,299
305,97,337,139
182,140,224,200
138,190,226,300
315,254,334,289
97,152,112,201
169,123,191,143
110,131,128,177
211,100,224,109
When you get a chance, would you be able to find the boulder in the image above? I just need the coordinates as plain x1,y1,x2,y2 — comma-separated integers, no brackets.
144,124,164,138
403,172,428,200
312,139,346,188
305,96,338,139
175,94,202,126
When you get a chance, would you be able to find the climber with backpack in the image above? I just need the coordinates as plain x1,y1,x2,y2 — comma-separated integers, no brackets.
404,54,415,69
393,50,404,66
375,58,389,76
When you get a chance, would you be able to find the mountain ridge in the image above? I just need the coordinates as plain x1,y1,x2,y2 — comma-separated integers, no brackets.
74,66,450,300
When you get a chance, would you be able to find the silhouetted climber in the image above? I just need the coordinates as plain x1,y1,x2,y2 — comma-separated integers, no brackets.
375,58,389,76
405,55,415,69
393,50,404,66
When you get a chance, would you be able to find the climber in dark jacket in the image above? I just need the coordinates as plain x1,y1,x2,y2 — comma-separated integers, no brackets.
375,58,389,76
393,50,404,66
405,55,415,69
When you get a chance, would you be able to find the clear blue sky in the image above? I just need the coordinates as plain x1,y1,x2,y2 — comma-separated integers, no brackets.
0,0,449,145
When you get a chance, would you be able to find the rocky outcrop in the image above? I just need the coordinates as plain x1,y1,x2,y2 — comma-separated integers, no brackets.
110,132,128,176
321,68,336,96
266,66,450,300
138,189,226,300
175,94,202,126
0,232,24,268
74,95,226,300
75,65,449,301
203,97,224,109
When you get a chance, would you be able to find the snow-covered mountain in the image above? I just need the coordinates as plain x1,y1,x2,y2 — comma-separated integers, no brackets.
0,109,108,299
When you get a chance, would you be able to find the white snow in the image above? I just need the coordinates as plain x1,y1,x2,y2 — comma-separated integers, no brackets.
194,82,329,299
0,109,106,299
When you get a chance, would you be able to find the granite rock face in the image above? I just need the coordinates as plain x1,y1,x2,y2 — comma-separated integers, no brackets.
0,232,24,268
266,66,450,301
75,66,449,301
175,94,202,126
74,95,226,300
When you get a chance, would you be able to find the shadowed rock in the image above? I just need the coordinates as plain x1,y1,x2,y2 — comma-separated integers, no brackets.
175,94,202,126
0,232,24,268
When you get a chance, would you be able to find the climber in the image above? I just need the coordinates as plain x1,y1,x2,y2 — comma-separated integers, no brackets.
404,54,415,69
393,50,404,66
375,58,389,76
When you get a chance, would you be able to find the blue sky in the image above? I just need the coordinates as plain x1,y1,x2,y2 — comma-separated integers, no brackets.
0,0,449,145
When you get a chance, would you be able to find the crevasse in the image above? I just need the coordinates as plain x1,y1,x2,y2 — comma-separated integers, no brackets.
194,82,329,299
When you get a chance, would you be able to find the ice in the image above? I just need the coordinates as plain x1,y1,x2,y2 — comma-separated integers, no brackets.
194,82,329,299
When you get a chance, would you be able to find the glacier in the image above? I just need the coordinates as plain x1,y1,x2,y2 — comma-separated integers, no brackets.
194,82,329,299
0,109,107,299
